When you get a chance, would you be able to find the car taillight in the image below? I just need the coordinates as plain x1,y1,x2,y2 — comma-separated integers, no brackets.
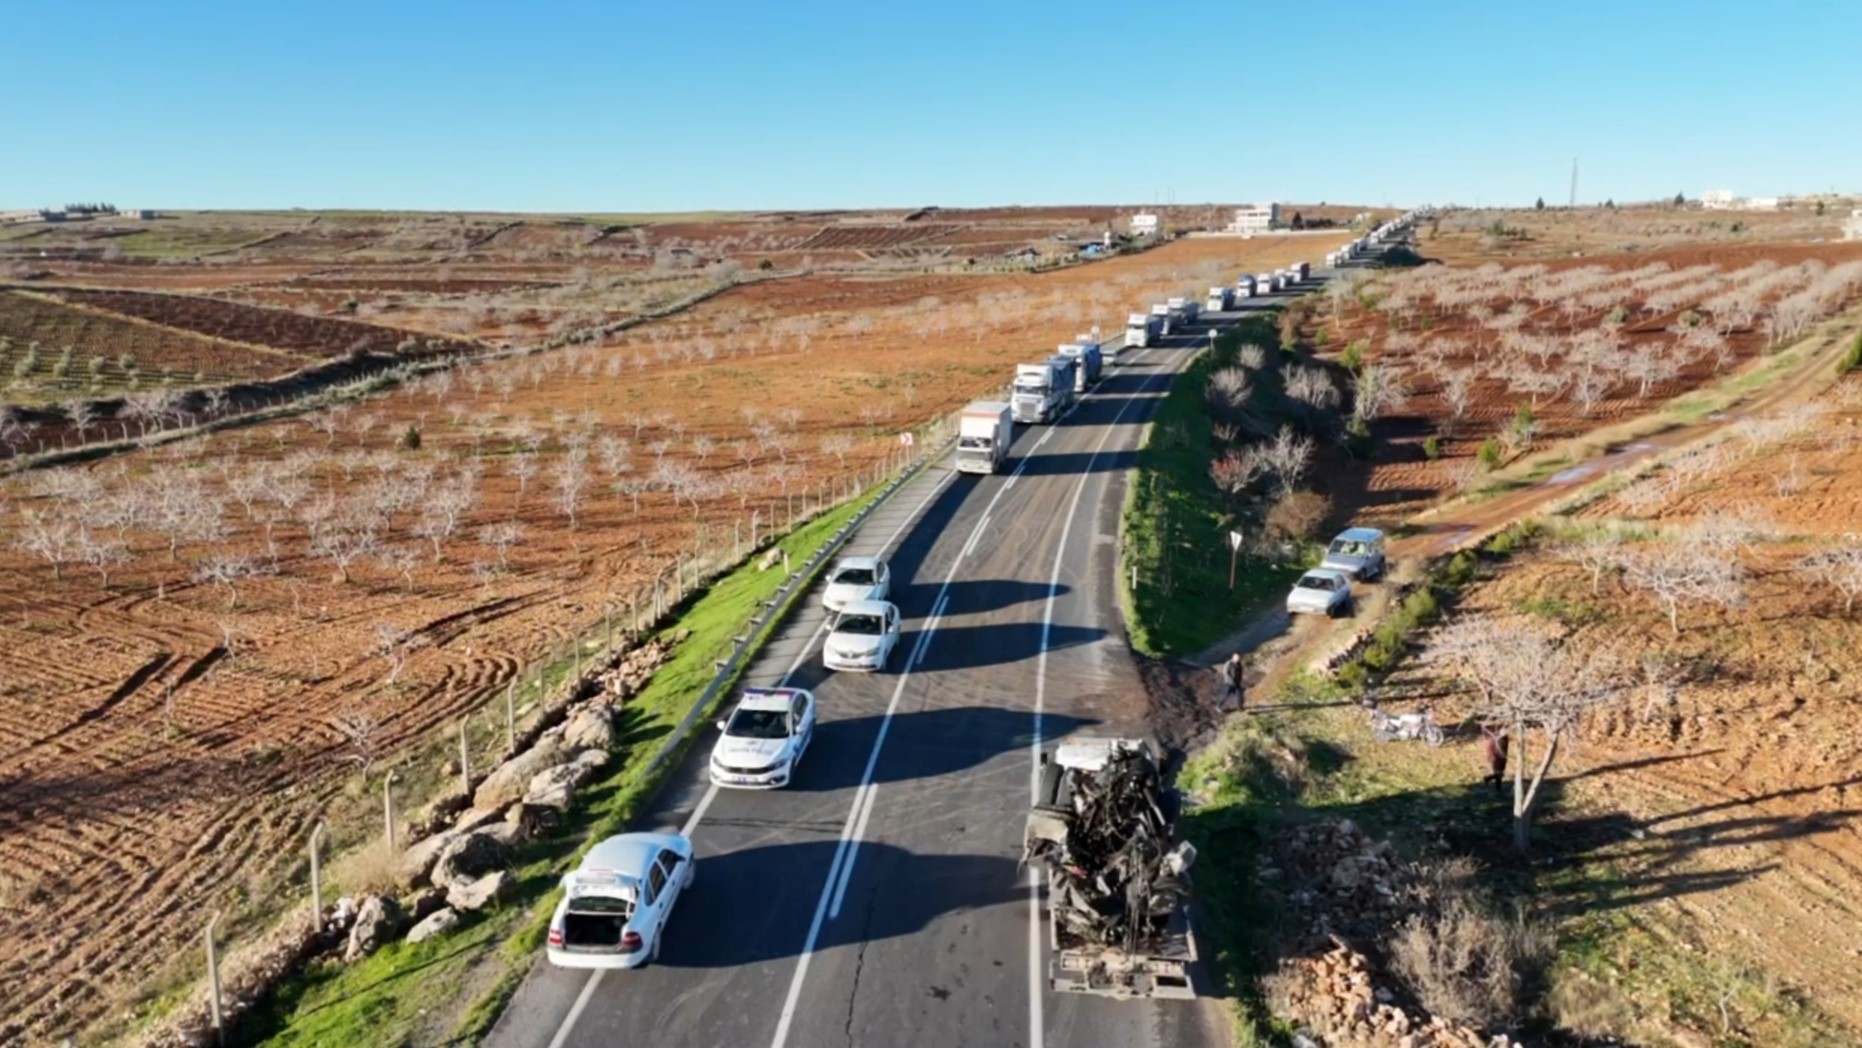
620,930,644,952
548,925,563,946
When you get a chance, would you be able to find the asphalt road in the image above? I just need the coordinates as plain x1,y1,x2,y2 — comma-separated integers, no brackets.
485,273,1342,1048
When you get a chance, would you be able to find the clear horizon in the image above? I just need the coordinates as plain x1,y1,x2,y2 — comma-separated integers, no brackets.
4,0,1856,213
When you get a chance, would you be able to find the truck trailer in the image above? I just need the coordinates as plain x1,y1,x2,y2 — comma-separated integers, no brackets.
1255,272,1273,294
1204,286,1234,312
1165,297,1200,328
1012,356,1078,424
1149,302,1173,336
1057,340,1103,392
955,401,1013,474
1025,737,1197,1000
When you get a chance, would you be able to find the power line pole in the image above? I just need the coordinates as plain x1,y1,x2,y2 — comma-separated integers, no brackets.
1569,157,1579,208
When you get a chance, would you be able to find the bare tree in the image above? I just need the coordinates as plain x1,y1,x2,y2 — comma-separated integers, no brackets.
372,543,422,590
506,452,538,510
1208,448,1267,503
76,532,130,588
691,434,715,466
552,454,591,528
372,623,424,684
13,509,77,580
413,478,476,561
193,553,263,609
331,709,382,778
1797,539,1862,617
1424,615,1628,854
819,434,854,469
1259,426,1315,494
1554,528,1625,595
1616,531,1747,635
1437,366,1476,433
479,521,523,569
66,400,97,441
1351,363,1411,423
312,525,377,584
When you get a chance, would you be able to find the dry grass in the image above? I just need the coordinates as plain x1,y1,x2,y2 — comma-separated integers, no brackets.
1386,858,1552,1030
327,833,402,899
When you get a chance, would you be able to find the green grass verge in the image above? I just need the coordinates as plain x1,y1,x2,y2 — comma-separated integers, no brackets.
234,496,870,1048
1121,316,1310,659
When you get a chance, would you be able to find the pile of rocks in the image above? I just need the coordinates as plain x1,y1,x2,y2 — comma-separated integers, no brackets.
1273,941,1521,1048
1263,821,1522,1048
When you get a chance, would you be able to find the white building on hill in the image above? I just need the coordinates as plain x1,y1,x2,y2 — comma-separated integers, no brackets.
1128,213,1160,237
1228,203,1280,234
1701,189,1736,210
1845,208,1862,242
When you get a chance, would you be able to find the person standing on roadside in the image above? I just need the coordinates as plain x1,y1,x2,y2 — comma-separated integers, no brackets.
1481,723,1510,794
1216,652,1246,713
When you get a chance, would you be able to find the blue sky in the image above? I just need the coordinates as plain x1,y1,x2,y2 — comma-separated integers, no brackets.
3,0,1854,212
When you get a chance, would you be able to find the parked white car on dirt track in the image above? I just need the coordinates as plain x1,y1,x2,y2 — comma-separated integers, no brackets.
547,832,694,970
823,599,901,671
709,686,816,789
823,556,891,612
1286,569,1353,617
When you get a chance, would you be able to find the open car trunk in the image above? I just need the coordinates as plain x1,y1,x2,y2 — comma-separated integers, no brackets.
563,907,632,949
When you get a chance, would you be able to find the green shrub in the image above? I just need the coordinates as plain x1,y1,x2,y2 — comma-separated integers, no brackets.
1477,437,1504,472
1422,435,1442,460
1604,305,1629,325
1678,309,1704,328
401,425,422,450
1341,341,1366,372
1839,331,1862,376
1482,519,1540,555
757,259,774,271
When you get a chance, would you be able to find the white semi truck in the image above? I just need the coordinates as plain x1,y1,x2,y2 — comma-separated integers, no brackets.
1234,274,1256,298
956,401,1013,474
1255,272,1273,294
1165,297,1200,328
1057,340,1103,392
1125,312,1163,349
1205,286,1234,313
1012,355,1078,424
1025,737,1197,1000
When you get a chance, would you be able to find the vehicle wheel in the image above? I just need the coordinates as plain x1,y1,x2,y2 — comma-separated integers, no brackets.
650,925,664,963
1423,725,1446,747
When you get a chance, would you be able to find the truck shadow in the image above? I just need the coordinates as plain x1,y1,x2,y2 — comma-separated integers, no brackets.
892,579,1069,617
906,622,1105,673
654,840,1025,968
1013,448,1137,477
794,705,1096,793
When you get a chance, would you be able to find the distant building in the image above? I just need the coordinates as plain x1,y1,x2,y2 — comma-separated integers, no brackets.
1228,203,1280,234
134,209,157,220
1128,213,1160,237
1745,196,1780,211
1701,189,1736,210
1845,208,1862,242
39,209,67,222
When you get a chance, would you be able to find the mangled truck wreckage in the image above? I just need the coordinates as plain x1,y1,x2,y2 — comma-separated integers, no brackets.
1023,737,1198,999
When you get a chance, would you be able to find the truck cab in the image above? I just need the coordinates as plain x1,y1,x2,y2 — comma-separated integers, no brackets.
1149,302,1172,336
1205,286,1233,313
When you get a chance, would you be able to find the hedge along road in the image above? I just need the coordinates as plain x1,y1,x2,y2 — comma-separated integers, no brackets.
484,278,1324,1048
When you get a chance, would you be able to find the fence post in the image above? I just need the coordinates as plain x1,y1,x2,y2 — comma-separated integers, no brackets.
505,679,516,754
205,911,224,1046
382,774,397,851
459,719,471,794
308,820,327,933
605,605,614,652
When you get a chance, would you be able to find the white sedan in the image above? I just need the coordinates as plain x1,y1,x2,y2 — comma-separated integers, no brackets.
823,599,901,672
1286,569,1353,617
823,556,891,612
709,687,816,789
547,832,694,969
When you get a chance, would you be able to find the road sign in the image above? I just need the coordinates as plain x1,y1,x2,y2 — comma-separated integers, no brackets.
1227,531,1243,551
1227,531,1243,590
899,431,914,448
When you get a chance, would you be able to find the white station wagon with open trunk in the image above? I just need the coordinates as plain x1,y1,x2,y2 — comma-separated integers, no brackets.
547,832,695,970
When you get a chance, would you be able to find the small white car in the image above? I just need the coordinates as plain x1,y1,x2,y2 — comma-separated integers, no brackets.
709,687,816,789
823,599,901,672
547,832,695,970
823,556,891,612
1321,527,1387,581
1287,569,1353,617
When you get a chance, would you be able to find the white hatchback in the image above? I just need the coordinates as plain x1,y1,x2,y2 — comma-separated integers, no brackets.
546,832,695,970
1286,569,1353,617
823,556,891,612
709,687,816,789
823,599,901,672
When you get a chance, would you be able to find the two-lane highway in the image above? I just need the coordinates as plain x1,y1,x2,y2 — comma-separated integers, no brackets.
488,281,1323,1048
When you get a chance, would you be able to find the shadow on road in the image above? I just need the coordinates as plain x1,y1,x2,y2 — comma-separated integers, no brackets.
906,622,1104,673
795,705,1096,792
892,579,1069,617
655,840,1024,969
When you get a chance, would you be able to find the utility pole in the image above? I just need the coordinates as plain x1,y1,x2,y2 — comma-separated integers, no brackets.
1569,157,1579,208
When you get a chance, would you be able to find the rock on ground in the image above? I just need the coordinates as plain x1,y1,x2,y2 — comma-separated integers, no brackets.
447,870,513,913
406,907,460,944
343,894,402,963
430,831,508,890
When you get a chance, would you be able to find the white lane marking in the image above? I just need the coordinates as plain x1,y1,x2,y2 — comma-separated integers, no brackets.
960,515,989,560
829,781,881,920
1026,339,1181,1048
769,461,1031,1048
545,969,606,1048
549,467,957,1048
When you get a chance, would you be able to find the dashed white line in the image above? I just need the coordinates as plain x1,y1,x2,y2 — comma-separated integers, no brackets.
545,969,605,1048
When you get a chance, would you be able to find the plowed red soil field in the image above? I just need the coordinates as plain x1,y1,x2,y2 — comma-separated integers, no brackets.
50,288,478,359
